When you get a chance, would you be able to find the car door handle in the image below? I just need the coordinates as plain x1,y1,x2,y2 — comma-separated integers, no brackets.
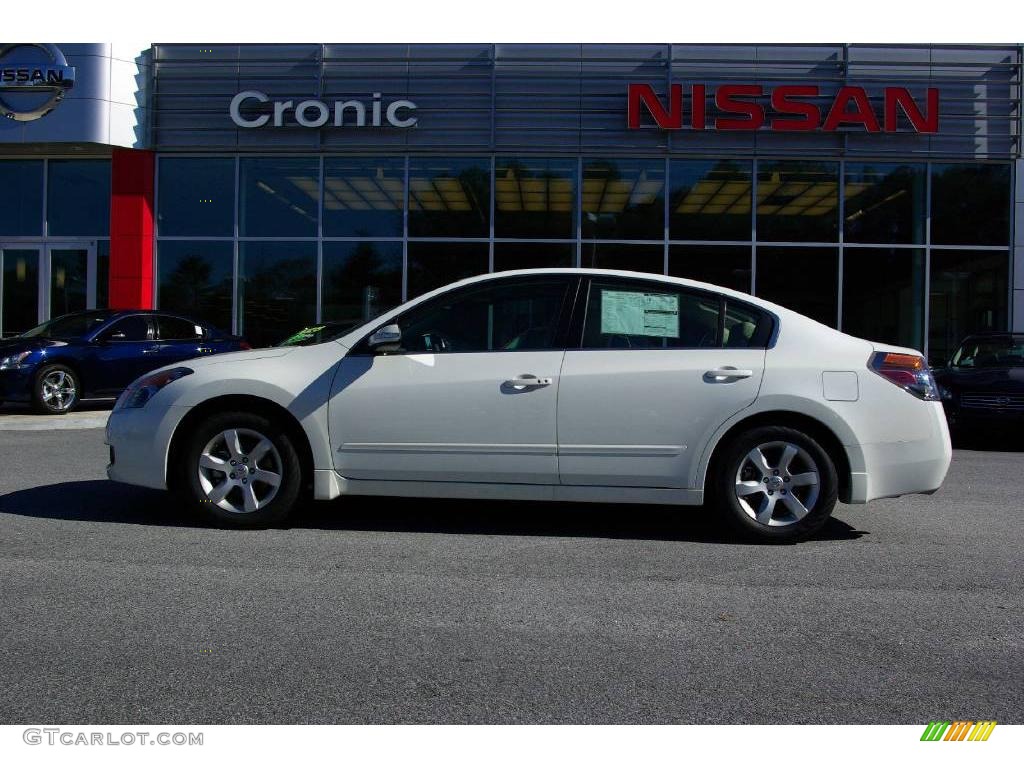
705,367,754,381
505,374,553,389
142,345,161,354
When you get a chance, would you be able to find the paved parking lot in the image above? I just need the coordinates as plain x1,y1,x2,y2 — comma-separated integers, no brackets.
0,423,1021,724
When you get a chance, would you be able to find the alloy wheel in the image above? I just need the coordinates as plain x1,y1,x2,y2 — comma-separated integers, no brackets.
734,441,820,527
41,370,76,411
197,428,283,514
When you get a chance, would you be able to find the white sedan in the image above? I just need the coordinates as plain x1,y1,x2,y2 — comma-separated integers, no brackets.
105,269,951,543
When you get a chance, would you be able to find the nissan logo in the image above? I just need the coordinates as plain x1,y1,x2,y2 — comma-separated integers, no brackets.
0,43,76,122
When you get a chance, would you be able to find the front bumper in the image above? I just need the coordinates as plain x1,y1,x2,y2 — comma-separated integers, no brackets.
105,404,190,490
0,367,34,402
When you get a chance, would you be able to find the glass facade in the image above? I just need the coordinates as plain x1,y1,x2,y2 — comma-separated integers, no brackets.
148,156,1013,354
0,159,111,336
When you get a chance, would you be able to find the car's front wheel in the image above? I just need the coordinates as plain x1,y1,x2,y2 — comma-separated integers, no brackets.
180,411,302,527
33,364,79,414
714,426,838,543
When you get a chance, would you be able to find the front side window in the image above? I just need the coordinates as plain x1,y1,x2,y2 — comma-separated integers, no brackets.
581,279,720,349
380,277,571,354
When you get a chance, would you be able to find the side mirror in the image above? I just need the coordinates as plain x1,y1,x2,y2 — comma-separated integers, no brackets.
367,323,401,351
96,331,126,343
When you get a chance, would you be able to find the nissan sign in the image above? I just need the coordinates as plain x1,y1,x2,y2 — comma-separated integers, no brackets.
0,43,76,121
627,83,939,134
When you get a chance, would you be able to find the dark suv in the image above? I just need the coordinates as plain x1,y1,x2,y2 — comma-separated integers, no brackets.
0,310,249,414
932,333,1024,434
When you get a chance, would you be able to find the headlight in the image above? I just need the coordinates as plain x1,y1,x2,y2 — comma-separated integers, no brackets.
0,350,32,370
115,367,193,410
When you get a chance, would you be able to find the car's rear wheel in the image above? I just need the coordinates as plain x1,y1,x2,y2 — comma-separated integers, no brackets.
33,364,79,414
714,426,838,543
180,411,302,527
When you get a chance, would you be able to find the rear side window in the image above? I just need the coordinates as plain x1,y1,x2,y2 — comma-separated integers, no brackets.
722,300,773,348
158,315,204,340
580,279,772,350
581,279,720,349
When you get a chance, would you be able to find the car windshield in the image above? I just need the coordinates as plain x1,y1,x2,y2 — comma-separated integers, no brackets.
950,337,1024,368
19,311,113,340
277,322,358,347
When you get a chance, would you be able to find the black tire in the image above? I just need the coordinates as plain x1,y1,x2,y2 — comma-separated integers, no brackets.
32,363,80,414
713,425,838,544
178,410,302,528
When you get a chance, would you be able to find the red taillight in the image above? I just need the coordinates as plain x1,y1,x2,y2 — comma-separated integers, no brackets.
869,351,939,401
239,340,252,350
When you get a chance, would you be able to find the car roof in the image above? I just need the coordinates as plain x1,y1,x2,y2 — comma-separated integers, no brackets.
335,267,827,349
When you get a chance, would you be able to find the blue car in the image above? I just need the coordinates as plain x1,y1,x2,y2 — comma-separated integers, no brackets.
0,310,249,414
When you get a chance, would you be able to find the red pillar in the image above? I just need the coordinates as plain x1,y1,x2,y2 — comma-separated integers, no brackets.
109,148,155,309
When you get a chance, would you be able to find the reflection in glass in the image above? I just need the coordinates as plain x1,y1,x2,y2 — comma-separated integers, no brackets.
755,247,838,327
49,249,88,318
0,160,43,236
930,163,1011,246
47,160,111,236
756,161,839,243
408,158,490,238
493,243,575,272
669,160,752,241
494,157,576,239
843,163,925,244
1,249,39,337
158,241,234,335
96,241,109,309
928,249,1009,364
406,242,489,299
842,247,925,350
158,157,235,236
322,241,403,327
323,158,405,238
669,245,752,293
581,242,663,275
582,159,664,240
238,242,317,347
239,157,319,238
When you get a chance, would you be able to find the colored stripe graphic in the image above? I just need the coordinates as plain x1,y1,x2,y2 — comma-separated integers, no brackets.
920,720,996,741
968,721,997,741
921,722,950,741
944,721,973,741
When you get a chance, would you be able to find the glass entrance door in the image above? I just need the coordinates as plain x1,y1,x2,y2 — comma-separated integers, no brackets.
0,242,98,338
1,246,41,338
47,245,94,319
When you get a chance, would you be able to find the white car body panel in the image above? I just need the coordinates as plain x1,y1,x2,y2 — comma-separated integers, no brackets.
557,348,765,487
328,350,563,484
105,268,952,511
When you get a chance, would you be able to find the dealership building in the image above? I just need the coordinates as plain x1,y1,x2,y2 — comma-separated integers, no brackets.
0,42,1020,354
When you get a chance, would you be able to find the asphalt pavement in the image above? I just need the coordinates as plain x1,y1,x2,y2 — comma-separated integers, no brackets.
0,425,1021,724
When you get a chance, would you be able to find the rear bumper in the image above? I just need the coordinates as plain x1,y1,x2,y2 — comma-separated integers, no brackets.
848,401,952,503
